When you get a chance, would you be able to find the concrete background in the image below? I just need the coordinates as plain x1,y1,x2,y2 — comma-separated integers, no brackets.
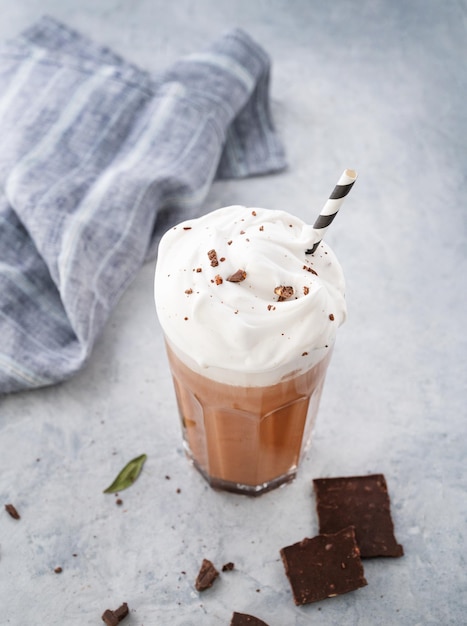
1,1,466,624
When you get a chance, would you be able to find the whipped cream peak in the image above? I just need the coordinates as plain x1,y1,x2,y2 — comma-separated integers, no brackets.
155,206,346,386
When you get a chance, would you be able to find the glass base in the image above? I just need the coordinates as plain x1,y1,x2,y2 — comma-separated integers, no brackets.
188,454,297,496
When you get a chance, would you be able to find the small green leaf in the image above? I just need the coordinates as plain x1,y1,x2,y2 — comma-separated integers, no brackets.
103,454,147,493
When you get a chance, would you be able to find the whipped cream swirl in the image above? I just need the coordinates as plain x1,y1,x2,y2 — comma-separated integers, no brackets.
155,206,346,386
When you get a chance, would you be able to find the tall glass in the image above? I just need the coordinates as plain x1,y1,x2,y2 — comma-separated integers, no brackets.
155,205,345,496
165,339,333,495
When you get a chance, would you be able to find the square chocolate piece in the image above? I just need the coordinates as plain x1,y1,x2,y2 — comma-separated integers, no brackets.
313,474,404,558
280,526,367,605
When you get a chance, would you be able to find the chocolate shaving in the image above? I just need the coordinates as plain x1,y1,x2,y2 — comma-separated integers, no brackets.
208,249,219,267
303,265,318,275
101,602,129,625
227,269,247,283
5,504,20,520
195,558,219,591
222,562,235,571
274,285,294,301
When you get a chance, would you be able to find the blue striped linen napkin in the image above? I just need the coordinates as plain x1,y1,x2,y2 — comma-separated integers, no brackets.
0,16,286,394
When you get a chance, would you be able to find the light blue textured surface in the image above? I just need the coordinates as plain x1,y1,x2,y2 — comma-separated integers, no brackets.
1,1,466,624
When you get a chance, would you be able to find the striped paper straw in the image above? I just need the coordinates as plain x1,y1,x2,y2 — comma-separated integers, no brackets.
305,169,357,254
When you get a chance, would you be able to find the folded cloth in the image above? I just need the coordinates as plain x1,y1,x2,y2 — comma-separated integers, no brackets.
0,16,286,394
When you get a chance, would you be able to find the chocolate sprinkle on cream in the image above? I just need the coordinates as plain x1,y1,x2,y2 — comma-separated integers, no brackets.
215,275,223,285
227,269,247,283
303,265,318,276
208,249,219,267
329,313,335,321
274,285,294,301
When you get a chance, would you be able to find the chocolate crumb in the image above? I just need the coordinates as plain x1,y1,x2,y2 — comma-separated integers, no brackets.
274,285,294,301
227,269,247,283
329,314,335,321
185,288,193,295
252,210,257,216
302,352,308,356
259,225,264,231
114,603,129,621
116,499,123,506
184,317,189,321
220,257,226,262
303,286,309,295
227,240,232,245
196,267,202,273
208,249,219,267
176,488,181,493
183,226,192,230
102,602,129,625
303,265,318,276
222,562,235,571
215,275,223,285
54,567,63,574
195,559,219,591
5,504,20,520
240,230,245,235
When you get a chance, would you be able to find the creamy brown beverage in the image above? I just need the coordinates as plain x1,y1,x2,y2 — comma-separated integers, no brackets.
166,342,332,492
155,206,346,495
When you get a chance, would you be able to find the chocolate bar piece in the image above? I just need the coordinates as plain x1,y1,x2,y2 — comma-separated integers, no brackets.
313,474,404,558
195,558,219,591
280,526,367,605
230,612,270,625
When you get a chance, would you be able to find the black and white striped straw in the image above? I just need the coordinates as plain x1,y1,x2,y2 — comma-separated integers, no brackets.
306,169,357,254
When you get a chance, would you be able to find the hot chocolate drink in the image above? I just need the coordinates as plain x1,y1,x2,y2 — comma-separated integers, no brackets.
155,205,346,494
